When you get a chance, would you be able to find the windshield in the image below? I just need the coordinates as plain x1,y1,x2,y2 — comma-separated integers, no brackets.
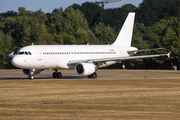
15,50,20,55
16,51,32,55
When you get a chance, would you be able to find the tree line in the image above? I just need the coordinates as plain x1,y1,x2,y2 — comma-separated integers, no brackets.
0,0,180,69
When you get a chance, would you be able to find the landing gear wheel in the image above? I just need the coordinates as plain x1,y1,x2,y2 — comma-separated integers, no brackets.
92,72,97,78
28,75,34,80
87,72,97,79
88,75,92,78
57,72,62,78
52,72,57,78
52,71,62,79
28,70,34,80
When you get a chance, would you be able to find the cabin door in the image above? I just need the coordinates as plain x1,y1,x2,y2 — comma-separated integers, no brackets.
36,48,42,60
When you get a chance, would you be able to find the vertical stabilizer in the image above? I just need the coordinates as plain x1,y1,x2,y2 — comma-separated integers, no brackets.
112,12,135,47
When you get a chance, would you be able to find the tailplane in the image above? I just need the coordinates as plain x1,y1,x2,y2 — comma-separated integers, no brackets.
112,12,135,47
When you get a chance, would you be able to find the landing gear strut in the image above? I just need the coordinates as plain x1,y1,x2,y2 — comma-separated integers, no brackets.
52,70,62,78
28,70,34,80
87,72,97,79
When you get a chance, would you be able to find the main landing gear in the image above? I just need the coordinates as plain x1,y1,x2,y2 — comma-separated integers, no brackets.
52,70,62,78
52,70,97,79
87,72,97,79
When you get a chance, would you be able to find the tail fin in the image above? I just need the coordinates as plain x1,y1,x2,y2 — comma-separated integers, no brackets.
112,12,135,47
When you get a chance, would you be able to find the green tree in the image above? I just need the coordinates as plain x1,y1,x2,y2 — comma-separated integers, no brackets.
47,7,64,34
104,6,135,31
0,10,17,18
71,2,106,27
144,17,180,68
0,31,14,68
126,23,154,69
48,7,96,45
18,7,28,16
136,0,180,26
91,22,116,44
22,24,53,46
63,7,89,35
86,31,100,44
1,7,48,48
75,29,89,44
121,4,137,11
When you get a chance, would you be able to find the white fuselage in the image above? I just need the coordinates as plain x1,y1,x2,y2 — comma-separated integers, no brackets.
9,13,168,79
11,45,137,69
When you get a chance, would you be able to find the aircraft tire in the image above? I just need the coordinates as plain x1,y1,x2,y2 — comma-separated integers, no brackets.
92,72,97,78
28,75,34,80
87,72,97,79
87,75,92,78
57,72,62,78
52,72,57,78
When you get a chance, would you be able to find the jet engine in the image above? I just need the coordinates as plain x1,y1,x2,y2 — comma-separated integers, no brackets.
22,69,43,75
75,63,96,75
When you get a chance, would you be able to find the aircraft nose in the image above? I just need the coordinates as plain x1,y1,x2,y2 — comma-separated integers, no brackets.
11,56,22,68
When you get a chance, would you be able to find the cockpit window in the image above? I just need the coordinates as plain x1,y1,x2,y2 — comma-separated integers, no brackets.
19,52,24,55
15,50,20,55
25,52,28,55
16,51,32,55
28,52,32,55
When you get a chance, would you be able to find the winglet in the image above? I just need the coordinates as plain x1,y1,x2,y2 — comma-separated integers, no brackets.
167,52,171,58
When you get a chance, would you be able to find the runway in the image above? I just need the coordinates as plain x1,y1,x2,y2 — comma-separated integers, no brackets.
0,69,180,80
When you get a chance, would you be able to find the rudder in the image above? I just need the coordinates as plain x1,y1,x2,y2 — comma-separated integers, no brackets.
112,12,135,47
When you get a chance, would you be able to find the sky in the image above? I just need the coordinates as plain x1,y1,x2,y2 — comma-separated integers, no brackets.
0,0,143,13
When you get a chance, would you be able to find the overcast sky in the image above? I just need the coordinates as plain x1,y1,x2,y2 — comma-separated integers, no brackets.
0,0,143,13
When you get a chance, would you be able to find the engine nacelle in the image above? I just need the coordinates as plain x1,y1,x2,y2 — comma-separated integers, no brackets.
75,63,96,75
22,69,43,75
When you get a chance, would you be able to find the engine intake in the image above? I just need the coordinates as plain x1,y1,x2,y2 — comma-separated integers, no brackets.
75,63,96,75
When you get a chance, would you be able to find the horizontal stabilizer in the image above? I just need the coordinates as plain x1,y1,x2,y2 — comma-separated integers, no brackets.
9,52,14,57
128,48,163,53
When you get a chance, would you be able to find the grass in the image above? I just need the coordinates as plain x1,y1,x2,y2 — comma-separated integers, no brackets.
0,78,180,119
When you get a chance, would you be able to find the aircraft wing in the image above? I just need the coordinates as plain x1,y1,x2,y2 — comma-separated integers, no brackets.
68,52,170,65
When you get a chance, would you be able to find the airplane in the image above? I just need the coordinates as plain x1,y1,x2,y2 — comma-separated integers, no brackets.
9,12,170,80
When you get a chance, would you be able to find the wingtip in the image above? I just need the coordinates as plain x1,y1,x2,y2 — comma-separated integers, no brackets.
167,52,171,58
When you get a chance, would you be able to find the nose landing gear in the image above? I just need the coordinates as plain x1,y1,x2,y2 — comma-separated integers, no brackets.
28,70,34,80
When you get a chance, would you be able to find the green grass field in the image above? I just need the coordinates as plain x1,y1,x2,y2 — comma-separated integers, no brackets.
0,78,180,119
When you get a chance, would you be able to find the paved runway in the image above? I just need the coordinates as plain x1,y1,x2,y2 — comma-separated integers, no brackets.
0,69,180,80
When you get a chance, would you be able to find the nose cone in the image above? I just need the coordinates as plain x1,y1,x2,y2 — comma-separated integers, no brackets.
11,56,23,68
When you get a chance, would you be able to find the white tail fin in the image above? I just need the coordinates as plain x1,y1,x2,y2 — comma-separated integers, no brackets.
112,12,135,47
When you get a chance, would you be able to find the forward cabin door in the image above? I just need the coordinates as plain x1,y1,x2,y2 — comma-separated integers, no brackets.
36,48,42,60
